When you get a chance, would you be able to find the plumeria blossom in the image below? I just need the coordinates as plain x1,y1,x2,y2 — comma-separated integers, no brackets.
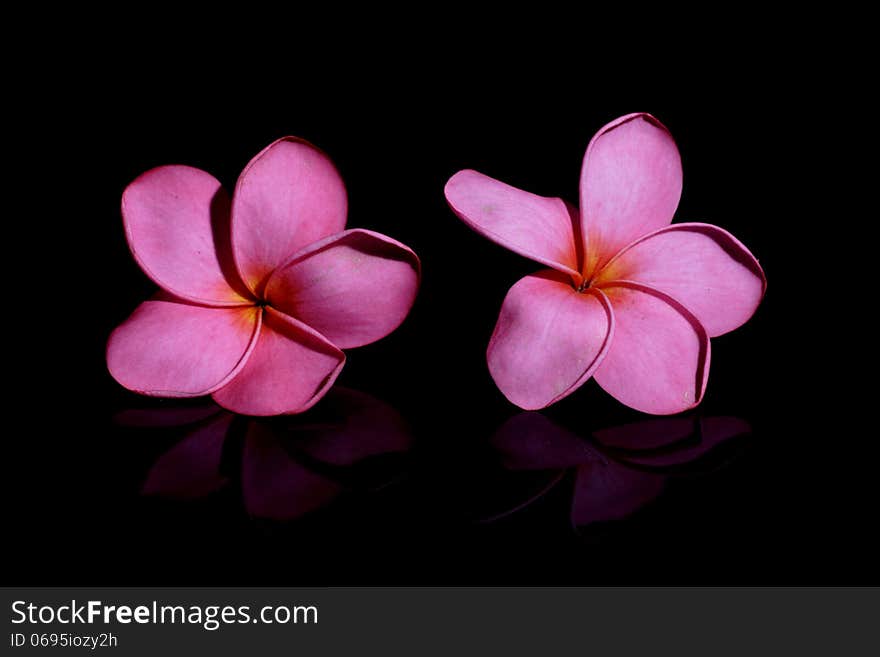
108,138,420,415
445,113,766,413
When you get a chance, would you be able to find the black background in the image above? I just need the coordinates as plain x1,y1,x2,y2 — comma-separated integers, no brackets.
9,47,867,585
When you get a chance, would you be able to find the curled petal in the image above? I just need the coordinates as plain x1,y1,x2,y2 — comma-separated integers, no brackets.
445,170,582,282
594,282,710,415
231,137,348,295
266,229,420,349
597,223,766,337
121,165,251,305
107,300,260,397
487,270,614,410
211,308,345,416
579,113,682,276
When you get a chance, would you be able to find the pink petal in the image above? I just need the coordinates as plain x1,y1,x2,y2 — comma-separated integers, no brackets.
107,300,261,397
487,270,613,410
211,307,345,416
594,283,710,415
445,170,582,282
122,165,252,305
597,223,766,336
141,413,233,499
231,138,348,294
579,113,682,277
266,229,420,349
243,421,342,521
571,460,666,527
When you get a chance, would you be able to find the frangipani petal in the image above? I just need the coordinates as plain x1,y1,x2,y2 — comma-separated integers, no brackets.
594,282,710,415
266,229,420,349
122,166,252,305
579,113,682,276
107,300,260,397
597,223,766,336
211,308,345,416
487,270,614,410
231,137,348,295
445,170,582,282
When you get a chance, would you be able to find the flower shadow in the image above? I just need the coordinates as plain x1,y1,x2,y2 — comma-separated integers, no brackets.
209,188,253,300
486,412,751,530
117,388,413,521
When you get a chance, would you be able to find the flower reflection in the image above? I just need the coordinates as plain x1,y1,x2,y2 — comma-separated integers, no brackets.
141,412,232,500
117,388,413,521
488,413,750,529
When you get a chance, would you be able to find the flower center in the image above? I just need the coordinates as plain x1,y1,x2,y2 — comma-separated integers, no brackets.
576,279,592,293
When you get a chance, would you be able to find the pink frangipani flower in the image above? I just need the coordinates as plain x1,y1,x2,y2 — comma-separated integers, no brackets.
108,138,420,416
445,113,765,414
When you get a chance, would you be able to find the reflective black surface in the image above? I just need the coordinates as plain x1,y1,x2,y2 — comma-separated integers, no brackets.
12,67,868,584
